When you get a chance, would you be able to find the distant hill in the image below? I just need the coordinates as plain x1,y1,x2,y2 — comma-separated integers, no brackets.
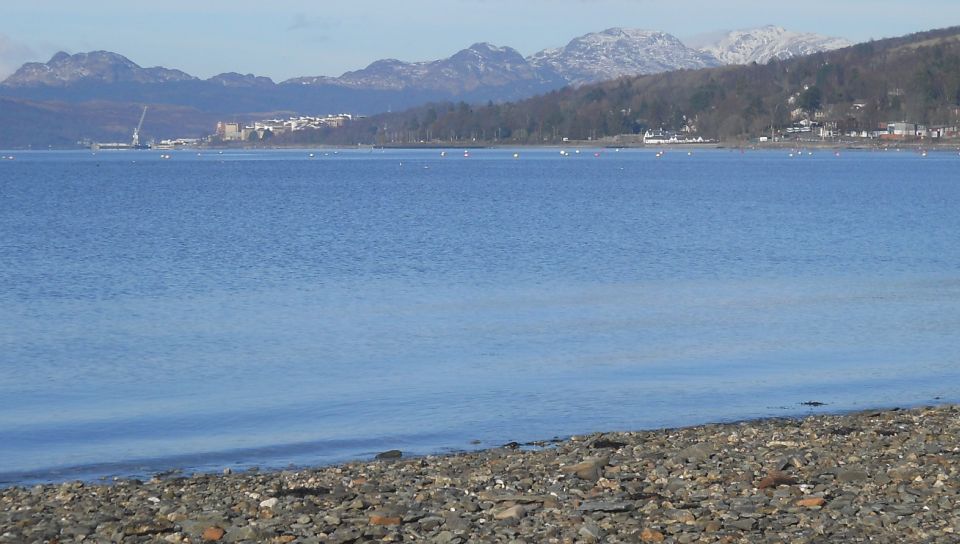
289,26,960,146
0,26,850,147
0,97,223,148
3,51,196,87
286,42,563,97
0,52,453,115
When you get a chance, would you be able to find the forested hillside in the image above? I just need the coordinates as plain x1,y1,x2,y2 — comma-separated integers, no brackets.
278,26,960,145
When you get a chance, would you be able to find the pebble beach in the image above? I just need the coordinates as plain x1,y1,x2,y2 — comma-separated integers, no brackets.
3,404,959,543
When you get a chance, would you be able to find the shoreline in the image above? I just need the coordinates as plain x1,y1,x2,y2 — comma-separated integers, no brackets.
8,139,960,152
3,404,958,542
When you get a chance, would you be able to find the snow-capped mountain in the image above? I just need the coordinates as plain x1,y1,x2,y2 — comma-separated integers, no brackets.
0,25,853,118
2,51,196,87
697,25,851,65
1,27,851,95
284,28,728,92
528,28,721,85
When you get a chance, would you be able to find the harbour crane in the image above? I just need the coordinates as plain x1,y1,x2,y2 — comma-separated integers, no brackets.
131,106,149,149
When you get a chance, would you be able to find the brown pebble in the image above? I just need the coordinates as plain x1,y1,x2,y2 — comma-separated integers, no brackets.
796,497,827,507
641,528,665,542
202,526,225,541
369,514,402,526
757,471,798,489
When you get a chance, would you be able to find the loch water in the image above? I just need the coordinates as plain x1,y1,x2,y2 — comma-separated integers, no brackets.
1,147,959,484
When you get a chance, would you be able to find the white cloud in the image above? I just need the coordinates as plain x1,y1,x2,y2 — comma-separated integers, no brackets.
0,34,37,80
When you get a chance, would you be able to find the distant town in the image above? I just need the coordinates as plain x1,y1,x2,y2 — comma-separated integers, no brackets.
84,79,960,151
197,81,960,148
212,114,358,143
101,105,960,151
81,108,958,153
202,106,960,149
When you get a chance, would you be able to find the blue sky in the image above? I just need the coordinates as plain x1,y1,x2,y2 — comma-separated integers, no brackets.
1,0,958,81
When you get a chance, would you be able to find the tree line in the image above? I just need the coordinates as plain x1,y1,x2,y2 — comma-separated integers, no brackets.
269,26,960,146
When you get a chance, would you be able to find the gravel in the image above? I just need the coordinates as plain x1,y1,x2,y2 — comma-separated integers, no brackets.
3,404,959,543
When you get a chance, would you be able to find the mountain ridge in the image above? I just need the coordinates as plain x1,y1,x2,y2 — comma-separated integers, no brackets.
3,50,196,87
2,25,850,94
284,42,562,96
528,28,722,85
0,25,853,146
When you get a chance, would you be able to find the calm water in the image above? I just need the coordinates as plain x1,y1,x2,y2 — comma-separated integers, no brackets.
2,147,959,484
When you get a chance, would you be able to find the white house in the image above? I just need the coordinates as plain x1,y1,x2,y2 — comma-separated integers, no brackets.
643,129,680,144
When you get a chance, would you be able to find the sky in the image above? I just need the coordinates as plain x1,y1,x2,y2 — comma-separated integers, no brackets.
1,0,958,81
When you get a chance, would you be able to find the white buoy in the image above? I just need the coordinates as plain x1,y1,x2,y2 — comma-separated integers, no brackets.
513,152,520,159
